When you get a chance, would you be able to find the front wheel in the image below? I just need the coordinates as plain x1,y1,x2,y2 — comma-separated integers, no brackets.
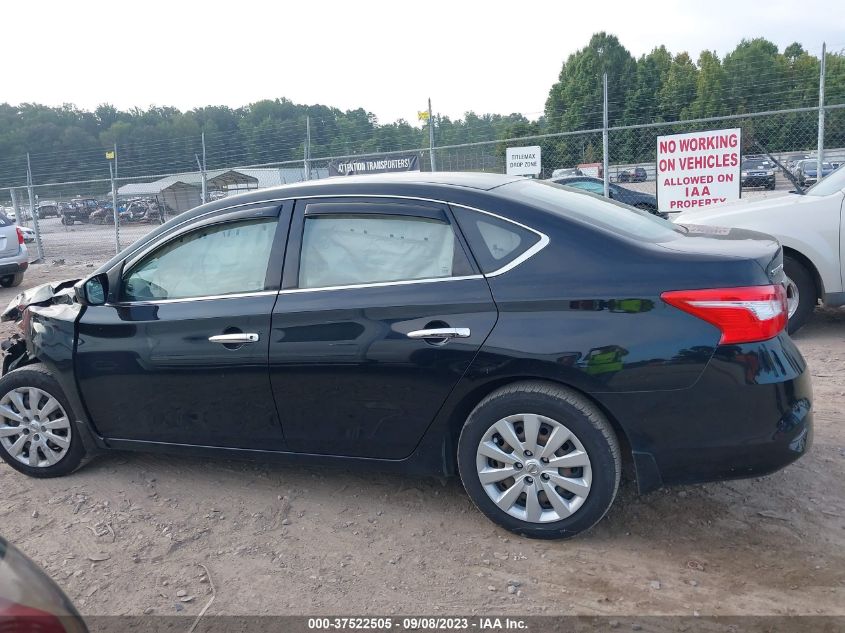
783,256,816,334
458,381,621,539
0,364,87,477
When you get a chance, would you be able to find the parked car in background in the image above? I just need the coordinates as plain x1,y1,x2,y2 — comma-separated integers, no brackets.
741,159,776,190
36,202,59,219
0,536,87,633
17,226,35,244
785,153,810,173
0,173,811,539
675,164,845,333
0,212,28,287
551,167,583,178
794,159,836,187
617,167,647,183
61,198,98,225
549,175,662,215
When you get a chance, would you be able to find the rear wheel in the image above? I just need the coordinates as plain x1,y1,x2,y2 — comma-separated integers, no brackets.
0,364,87,477
458,381,621,539
783,255,816,334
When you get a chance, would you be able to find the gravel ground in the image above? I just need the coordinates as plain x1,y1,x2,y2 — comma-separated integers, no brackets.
0,245,843,618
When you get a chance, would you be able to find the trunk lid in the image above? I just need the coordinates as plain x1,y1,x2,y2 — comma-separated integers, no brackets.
659,223,784,285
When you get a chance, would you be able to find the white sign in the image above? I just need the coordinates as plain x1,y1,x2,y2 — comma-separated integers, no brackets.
656,128,741,213
506,146,542,176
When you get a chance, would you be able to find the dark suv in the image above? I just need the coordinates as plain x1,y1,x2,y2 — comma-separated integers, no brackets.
61,199,98,225
0,173,811,539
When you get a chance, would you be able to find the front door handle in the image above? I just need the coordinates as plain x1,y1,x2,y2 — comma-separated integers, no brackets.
407,327,471,340
208,333,260,344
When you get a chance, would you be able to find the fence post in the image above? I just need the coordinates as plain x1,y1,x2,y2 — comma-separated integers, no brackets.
602,73,609,197
9,188,21,227
817,42,826,181
26,154,45,262
110,162,120,253
304,116,311,181
428,98,436,172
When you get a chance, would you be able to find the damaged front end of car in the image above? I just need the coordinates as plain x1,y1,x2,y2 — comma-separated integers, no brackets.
1,279,80,375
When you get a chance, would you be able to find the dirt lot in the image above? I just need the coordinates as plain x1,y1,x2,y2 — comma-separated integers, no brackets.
0,260,843,618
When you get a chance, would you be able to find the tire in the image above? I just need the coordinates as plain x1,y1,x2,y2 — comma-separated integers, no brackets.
0,273,24,288
0,364,87,477
457,381,621,539
783,255,816,335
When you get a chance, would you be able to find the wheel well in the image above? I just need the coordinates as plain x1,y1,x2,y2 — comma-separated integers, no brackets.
445,377,634,479
782,247,822,301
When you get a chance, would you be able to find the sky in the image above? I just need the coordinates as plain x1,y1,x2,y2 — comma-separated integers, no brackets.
2,0,843,124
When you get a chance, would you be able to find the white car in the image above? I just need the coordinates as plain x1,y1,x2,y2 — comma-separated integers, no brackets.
674,164,845,333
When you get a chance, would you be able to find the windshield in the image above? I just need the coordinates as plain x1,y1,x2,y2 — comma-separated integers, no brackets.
805,163,845,196
501,180,682,241
742,162,770,170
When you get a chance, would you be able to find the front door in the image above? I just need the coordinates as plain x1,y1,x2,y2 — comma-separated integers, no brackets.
76,205,289,449
269,198,498,459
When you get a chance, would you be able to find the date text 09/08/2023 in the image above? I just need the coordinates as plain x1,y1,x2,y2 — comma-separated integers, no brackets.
307,617,528,631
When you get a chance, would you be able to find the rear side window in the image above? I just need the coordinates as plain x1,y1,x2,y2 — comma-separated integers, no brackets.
299,214,473,289
451,206,541,274
0,213,8,227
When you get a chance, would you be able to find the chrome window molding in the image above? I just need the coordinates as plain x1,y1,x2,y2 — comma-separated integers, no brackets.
278,274,484,295
115,290,278,307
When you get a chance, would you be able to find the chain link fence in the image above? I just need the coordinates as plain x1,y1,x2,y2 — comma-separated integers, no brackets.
4,103,843,268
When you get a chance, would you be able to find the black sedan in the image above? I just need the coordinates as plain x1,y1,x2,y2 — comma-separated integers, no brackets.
548,176,660,215
0,173,811,539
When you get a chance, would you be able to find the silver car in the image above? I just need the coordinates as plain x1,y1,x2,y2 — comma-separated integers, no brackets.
0,212,28,288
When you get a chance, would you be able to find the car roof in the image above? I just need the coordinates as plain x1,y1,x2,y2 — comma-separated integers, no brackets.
169,172,529,222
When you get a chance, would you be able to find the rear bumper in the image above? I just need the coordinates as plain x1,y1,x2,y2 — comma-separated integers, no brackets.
598,333,813,493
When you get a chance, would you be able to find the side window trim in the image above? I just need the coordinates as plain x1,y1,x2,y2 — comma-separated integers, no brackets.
282,197,479,292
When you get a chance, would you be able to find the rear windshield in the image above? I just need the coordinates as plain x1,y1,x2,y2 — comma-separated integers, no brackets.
499,179,682,241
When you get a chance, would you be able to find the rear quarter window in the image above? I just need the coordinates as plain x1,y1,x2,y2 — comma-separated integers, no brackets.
451,206,542,274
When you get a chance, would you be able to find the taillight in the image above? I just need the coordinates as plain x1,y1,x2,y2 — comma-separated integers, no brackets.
661,285,788,345
15,227,24,244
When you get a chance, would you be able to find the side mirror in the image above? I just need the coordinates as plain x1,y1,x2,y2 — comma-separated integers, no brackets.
75,273,109,306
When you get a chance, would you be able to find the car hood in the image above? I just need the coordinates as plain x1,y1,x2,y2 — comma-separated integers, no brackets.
1,279,79,322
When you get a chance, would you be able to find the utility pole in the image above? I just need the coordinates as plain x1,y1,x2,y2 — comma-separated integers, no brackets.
304,116,311,181
428,98,436,172
113,142,118,180
26,154,44,262
109,162,120,253
196,132,208,204
817,42,826,184
602,73,609,198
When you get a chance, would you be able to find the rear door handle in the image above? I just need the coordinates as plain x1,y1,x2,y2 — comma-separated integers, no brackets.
208,333,260,344
407,327,471,340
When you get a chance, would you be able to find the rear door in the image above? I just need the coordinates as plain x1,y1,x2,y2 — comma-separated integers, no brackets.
269,197,498,459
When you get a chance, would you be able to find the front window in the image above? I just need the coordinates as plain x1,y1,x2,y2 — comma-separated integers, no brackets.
298,214,472,289
122,219,276,301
